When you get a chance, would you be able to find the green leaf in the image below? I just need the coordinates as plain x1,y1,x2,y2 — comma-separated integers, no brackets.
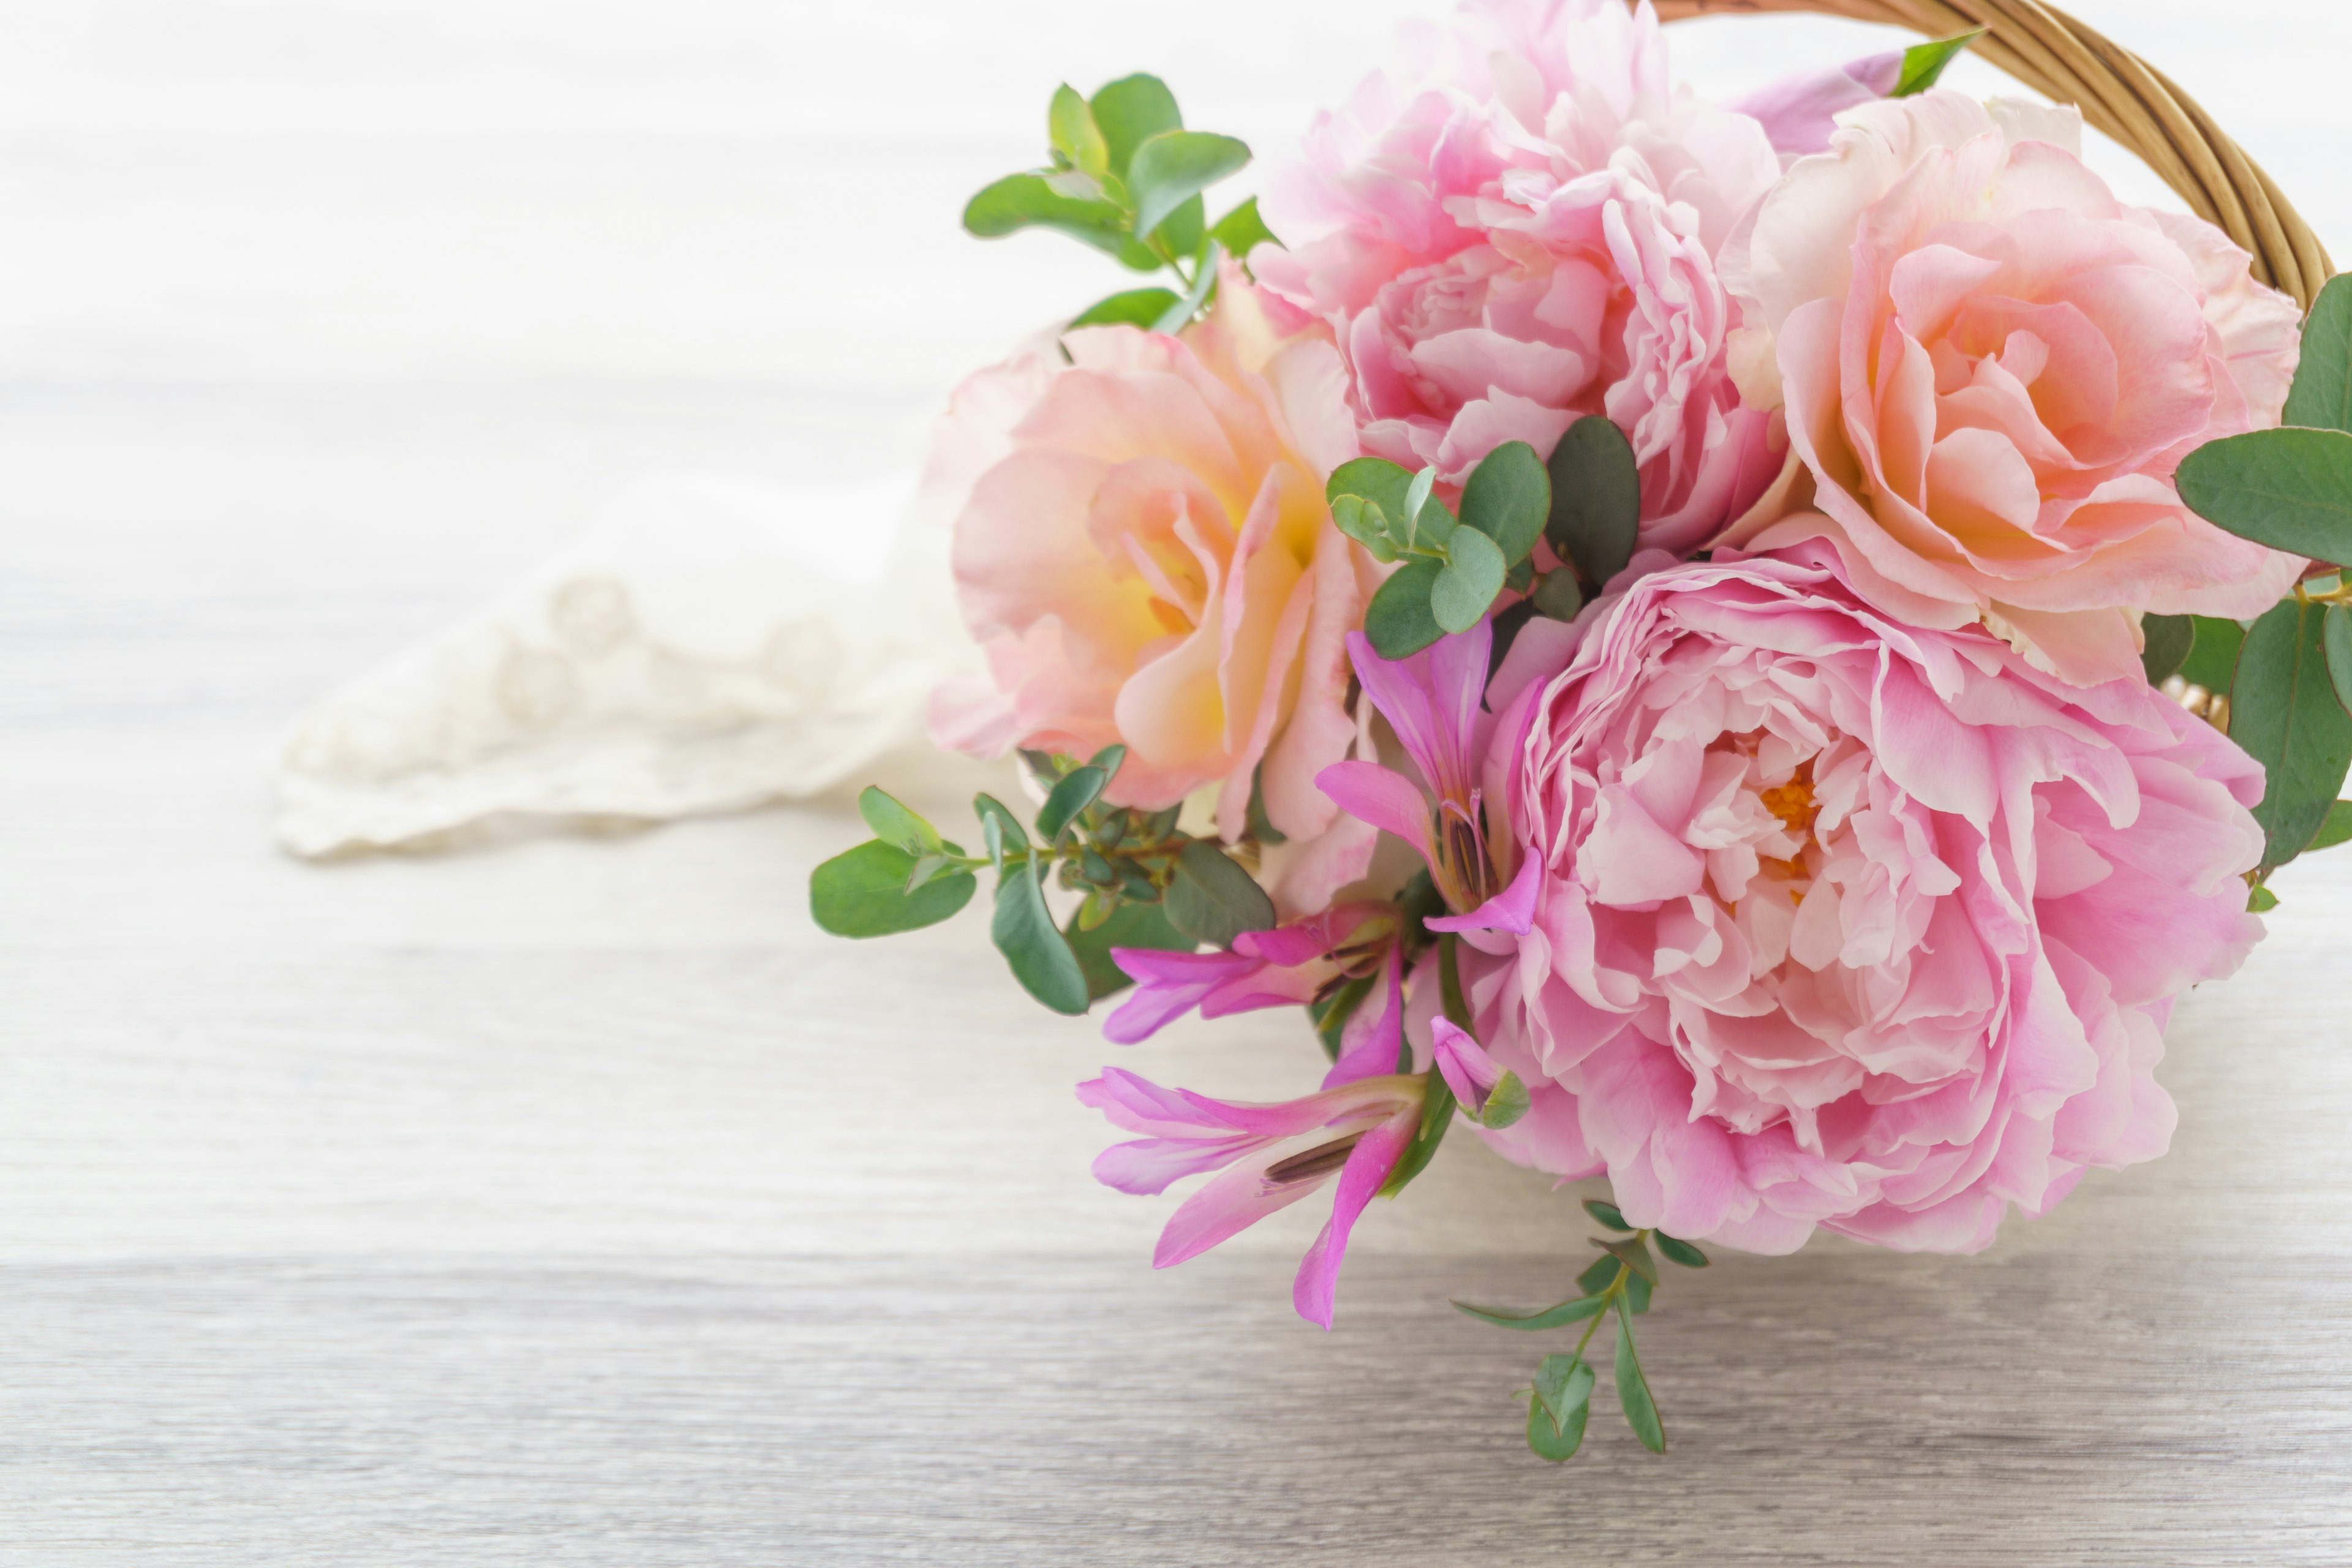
991,858,1090,1015
1069,287,1182,329
2249,884,2280,913
1208,196,1277,262
1480,1069,1531,1130
858,786,940,855
1163,839,1275,949
962,173,1152,268
1599,1234,1659,1286
2176,425,2352,560
1048,83,1109,179
1037,765,1109,843
2179,616,2246,693
1527,1354,1596,1463
1155,195,1207,265
2141,614,2195,685
1066,898,1193,1000
1329,495,1396,562
2231,596,2352,872
2285,272,2352,434
1458,440,1550,565
1150,239,1221,331
972,793,1030,861
1581,1198,1633,1232
1365,560,1447,658
1654,1234,1710,1269
1891,29,1985,96
1310,971,1374,1060
2330,601,2352,714
1326,456,1415,522
1432,525,1506,633
1379,1071,1454,1197
1546,416,1642,586
2307,799,2352,852
1088,74,1182,181
1531,569,1585,622
1613,1315,1667,1454
1404,466,1438,533
1575,1254,1621,1299
810,840,976,937
1623,1270,1653,1316
1128,130,1251,243
1453,1294,1608,1332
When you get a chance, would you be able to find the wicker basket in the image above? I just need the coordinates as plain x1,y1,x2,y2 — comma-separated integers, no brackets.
1653,0,2332,310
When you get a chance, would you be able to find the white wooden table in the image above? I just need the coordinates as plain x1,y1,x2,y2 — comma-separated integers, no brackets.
6,3,2352,1561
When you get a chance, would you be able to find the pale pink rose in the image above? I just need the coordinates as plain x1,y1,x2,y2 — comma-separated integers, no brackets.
1722,90,2304,685
1251,0,1787,554
1444,541,2265,1253
930,272,1381,851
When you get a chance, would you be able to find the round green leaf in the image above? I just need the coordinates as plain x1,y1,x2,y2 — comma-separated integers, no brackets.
2328,602,2352,715
1163,840,1275,949
857,786,940,855
1088,74,1181,180
2176,426,2352,561
1545,416,1641,586
1068,288,1181,330
1432,526,1506,632
1365,560,1446,659
2284,273,2352,434
811,840,976,937
2231,597,2352,872
1128,130,1251,243
1047,83,1109,179
991,862,1090,1015
1458,440,1550,565
1526,1356,1595,1463
2140,614,2194,685
1531,568,1584,623
1479,1068,1531,1129
2179,616,2245,693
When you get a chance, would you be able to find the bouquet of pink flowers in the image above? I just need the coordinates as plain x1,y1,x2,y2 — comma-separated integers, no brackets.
813,0,2352,1461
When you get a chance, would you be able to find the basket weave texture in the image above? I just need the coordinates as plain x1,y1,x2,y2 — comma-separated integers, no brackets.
1654,0,2332,309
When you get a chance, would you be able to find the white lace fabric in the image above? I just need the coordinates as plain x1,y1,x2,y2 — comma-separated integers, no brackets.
276,474,974,858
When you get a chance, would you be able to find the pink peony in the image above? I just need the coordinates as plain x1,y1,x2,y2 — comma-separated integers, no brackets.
1446,541,2266,1253
1721,91,2304,685
1251,0,1787,554
930,271,1381,855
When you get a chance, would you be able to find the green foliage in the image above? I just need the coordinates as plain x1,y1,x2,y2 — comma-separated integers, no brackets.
1381,934,1472,1198
1457,440,1550,564
990,854,1090,1015
2249,885,2281,913
1597,1234,1660,1287
1479,1069,1531,1130
1526,1354,1596,1462
1036,763,1111,843
1308,971,1375,1061
2177,425,2352,561
1654,1234,1710,1269
857,786,941,855
2230,597,2352,874
1208,197,1276,263
2141,614,2194,685
1164,839,1276,948
2307,799,2352,853
1048,83,1109,179
2283,273,2352,434
1575,1253,1619,1300
962,174,1158,269
2179,616,2245,693
1432,526,1507,633
1546,417,1641,587
1453,1294,1610,1332
1365,560,1447,658
1582,1197,1633,1232
1613,1316,1667,1454
1128,130,1251,241
1069,287,1182,329
1066,899,1193,1000
810,839,977,937
1891,29,1985,96
1089,74,1182,179
2329,601,2352,714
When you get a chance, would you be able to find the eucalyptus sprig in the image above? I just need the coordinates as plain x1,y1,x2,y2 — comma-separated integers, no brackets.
809,749,1279,1012
1453,1198,1710,1462
962,74,1274,333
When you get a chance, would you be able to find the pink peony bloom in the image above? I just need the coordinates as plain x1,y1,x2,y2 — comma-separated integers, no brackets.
1454,541,2266,1253
1721,90,2304,685
1079,1065,1425,1327
929,270,1381,852
1251,0,1787,554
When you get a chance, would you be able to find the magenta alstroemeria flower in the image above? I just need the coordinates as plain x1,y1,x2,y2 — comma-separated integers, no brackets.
1429,1016,1504,1119
1316,621,1536,930
1077,1065,1426,1327
1103,900,1400,1046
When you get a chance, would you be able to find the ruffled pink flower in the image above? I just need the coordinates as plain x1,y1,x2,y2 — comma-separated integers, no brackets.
1079,1066,1425,1327
1252,0,1787,554
1721,90,2304,684
928,270,1381,856
1458,540,2266,1253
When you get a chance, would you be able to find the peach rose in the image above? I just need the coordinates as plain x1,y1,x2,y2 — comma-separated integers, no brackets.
929,274,1380,858
1721,91,2304,684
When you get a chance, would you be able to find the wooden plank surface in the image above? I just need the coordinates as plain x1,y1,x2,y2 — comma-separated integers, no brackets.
4,2,2351,1561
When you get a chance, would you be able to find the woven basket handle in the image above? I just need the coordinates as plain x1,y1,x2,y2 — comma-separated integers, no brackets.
1653,0,2332,309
